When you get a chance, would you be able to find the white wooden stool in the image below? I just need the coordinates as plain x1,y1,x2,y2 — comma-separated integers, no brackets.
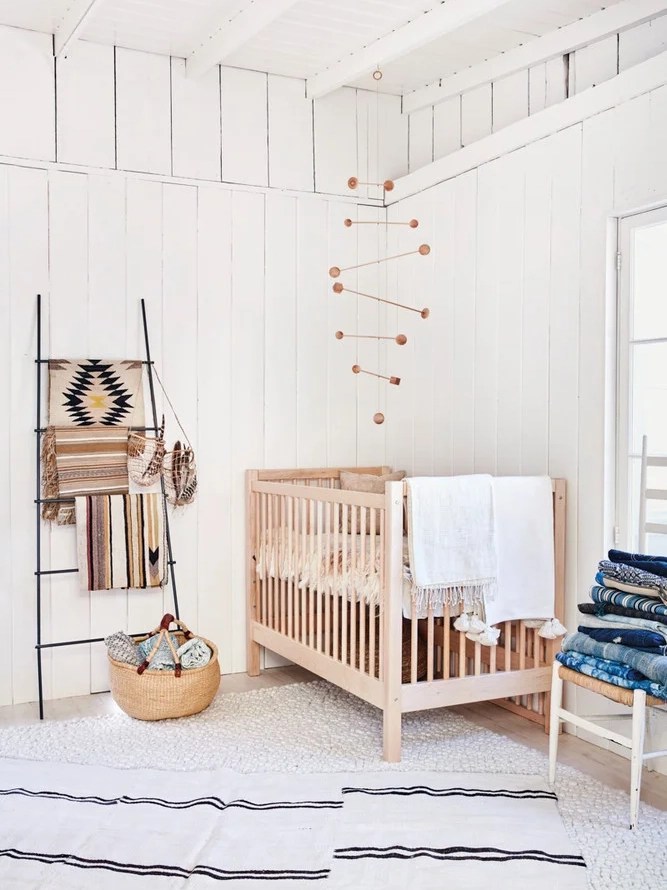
548,661,667,829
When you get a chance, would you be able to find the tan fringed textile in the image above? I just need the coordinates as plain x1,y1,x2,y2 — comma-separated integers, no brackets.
41,426,130,525
75,493,166,591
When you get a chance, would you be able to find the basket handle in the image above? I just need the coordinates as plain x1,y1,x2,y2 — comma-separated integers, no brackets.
137,613,192,678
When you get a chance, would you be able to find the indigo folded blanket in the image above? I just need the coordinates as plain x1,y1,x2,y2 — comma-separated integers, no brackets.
556,651,667,701
561,632,667,691
589,585,667,619
579,599,667,628
608,548,667,579
577,626,667,653
75,493,165,591
598,560,667,598
577,607,667,641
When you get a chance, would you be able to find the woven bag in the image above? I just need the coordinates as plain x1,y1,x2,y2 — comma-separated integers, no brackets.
108,614,220,721
128,419,166,487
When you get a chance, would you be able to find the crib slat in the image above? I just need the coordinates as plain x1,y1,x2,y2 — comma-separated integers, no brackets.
458,620,466,678
324,500,331,657
350,504,357,669
369,511,377,678
261,492,268,626
379,509,384,681
410,601,418,684
359,507,367,673
341,503,348,665
426,606,434,682
316,500,323,652
287,497,294,639
255,487,262,625
474,640,481,676
309,499,316,649
300,497,307,645
489,640,497,673
504,621,511,672
333,501,340,661
443,604,450,679
519,622,526,671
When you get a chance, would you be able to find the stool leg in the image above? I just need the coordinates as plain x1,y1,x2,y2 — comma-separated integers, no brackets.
548,661,562,785
630,690,647,830
645,707,656,773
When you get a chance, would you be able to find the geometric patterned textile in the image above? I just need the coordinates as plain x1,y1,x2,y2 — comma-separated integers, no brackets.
75,493,165,592
48,359,144,427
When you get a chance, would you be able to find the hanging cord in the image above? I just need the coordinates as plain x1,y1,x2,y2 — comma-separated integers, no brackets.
151,365,193,449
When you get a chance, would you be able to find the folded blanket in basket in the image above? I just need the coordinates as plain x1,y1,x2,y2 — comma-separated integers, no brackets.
598,560,667,599
406,475,496,610
555,651,667,701
589,585,667,619
608,549,667,579
75,493,166,592
177,637,211,669
577,608,667,642
138,633,180,671
561,632,667,692
577,626,667,653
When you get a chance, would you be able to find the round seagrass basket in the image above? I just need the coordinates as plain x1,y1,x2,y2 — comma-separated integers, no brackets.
108,615,220,721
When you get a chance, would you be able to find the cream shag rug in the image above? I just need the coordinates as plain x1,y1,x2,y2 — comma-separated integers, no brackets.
0,680,664,889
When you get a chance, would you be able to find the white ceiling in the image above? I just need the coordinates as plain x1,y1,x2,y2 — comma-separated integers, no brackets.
0,0,627,95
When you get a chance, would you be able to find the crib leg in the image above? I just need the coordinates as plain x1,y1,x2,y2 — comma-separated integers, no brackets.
246,639,261,677
383,705,401,763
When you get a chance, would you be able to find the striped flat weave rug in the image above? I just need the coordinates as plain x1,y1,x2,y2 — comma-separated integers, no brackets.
42,426,129,525
75,493,165,591
0,759,587,889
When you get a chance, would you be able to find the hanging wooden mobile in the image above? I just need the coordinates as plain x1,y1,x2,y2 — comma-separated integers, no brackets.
331,66,431,424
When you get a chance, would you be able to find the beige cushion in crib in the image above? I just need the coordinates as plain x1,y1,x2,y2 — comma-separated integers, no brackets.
339,471,406,533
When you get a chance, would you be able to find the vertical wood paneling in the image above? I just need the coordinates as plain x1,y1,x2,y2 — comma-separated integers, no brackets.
264,193,298,466
221,68,268,187
461,84,493,147
296,200,328,466
314,88,357,196
87,174,128,692
0,165,11,704
56,42,116,169
116,48,172,175
375,93,409,187
196,188,233,673
268,76,314,192
408,107,433,173
162,185,199,626
619,17,667,71
0,27,54,161
521,138,552,474
46,170,91,701
649,84,667,200
493,71,529,131
171,59,222,182
613,94,652,209
571,36,618,94
494,151,525,475
230,191,265,672
433,97,461,161
451,172,477,475
125,178,165,637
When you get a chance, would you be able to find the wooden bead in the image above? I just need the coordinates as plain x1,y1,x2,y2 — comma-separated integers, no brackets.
347,176,359,190
352,364,361,374
335,331,344,339
389,376,401,386
395,334,407,345
373,412,385,425
409,219,419,228
329,266,341,278
420,308,430,319
383,180,395,192
419,244,431,256
332,282,344,293
343,218,353,227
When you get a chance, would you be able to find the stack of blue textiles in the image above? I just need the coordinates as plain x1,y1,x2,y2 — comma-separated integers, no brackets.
556,549,667,701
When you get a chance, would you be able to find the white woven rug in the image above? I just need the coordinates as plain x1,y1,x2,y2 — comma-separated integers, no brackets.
0,759,586,889
0,680,664,889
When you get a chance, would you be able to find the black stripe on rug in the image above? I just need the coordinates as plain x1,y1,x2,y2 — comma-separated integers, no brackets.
342,786,558,801
0,849,331,881
334,845,586,867
0,787,342,812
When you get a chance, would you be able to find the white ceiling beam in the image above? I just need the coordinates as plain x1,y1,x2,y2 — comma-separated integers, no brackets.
306,0,514,100
54,0,105,58
186,0,301,79
403,0,667,114
388,49,667,204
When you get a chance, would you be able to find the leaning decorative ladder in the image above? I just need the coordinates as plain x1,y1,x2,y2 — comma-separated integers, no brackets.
33,294,180,719
246,467,566,761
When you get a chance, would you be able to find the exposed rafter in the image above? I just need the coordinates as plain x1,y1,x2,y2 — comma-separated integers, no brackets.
388,49,667,204
186,0,301,79
403,0,667,114
54,0,105,58
306,0,514,100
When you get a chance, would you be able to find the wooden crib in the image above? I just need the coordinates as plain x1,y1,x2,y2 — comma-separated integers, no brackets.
246,467,566,761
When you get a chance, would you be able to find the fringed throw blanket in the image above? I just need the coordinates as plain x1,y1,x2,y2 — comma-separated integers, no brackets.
406,475,497,610
42,426,129,525
75,493,165,591
48,359,144,427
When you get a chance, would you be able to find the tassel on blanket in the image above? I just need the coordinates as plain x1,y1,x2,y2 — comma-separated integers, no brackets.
453,612,500,647
41,427,75,525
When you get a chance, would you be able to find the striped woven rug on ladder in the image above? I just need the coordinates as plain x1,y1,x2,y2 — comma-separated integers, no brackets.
0,759,586,888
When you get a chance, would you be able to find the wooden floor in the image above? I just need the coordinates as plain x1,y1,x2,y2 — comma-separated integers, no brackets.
1,666,666,812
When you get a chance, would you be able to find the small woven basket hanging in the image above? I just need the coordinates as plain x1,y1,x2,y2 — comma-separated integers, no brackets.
163,442,197,507
128,417,166,487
